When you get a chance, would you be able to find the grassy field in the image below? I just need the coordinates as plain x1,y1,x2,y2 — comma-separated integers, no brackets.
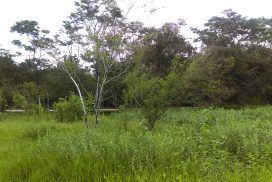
1,106,272,181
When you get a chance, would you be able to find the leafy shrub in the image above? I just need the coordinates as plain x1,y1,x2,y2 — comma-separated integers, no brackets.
181,56,236,106
125,73,167,130
142,79,167,130
12,90,27,110
54,93,83,122
54,93,93,122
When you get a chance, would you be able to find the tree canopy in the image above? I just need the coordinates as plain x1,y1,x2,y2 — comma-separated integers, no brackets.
0,8,271,113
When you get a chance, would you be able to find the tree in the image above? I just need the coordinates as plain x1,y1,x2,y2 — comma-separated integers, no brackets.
192,9,272,49
11,20,53,62
137,21,193,77
125,72,167,130
49,18,93,128
181,56,236,106
11,20,54,107
191,9,272,105
62,60,90,128
69,0,131,127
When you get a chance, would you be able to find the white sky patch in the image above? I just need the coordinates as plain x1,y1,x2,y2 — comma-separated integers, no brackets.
0,0,271,54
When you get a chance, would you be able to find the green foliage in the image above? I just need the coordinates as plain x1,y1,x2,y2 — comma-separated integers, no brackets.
163,73,185,106
1,107,272,181
181,56,236,106
125,73,167,130
11,20,52,55
54,93,93,122
54,93,82,122
190,10,272,106
124,72,146,107
136,22,193,77
142,79,167,130
0,88,7,111
22,125,49,140
12,90,27,110
22,82,38,105
0,83,14,109
12,81,40,111
0,56,18,85
116,105,130,131
0,9,271,110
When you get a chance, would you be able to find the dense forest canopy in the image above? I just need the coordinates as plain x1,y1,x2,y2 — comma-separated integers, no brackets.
0,0,271,112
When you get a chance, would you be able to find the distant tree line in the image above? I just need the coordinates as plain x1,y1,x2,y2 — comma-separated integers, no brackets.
0,2,271,114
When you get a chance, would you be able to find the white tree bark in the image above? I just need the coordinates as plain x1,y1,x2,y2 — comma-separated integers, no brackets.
62,64,89,128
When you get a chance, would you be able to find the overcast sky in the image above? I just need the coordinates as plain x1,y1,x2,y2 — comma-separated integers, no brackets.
0,0,271,52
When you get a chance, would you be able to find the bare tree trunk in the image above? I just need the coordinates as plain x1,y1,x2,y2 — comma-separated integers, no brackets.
38,95,41,107
95,85,104,128
94,86,100,128
94,65,107,128
95,105,100,128
63,65,89,128
94,65,100,128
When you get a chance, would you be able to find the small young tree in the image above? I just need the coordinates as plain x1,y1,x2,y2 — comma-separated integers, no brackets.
51,0,158,128
125,72,167,130
69,0,131,127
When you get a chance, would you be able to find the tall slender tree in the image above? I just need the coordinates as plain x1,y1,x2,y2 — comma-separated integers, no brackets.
68,0,131,127
11,20,53,107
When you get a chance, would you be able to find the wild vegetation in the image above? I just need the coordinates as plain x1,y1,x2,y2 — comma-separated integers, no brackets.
0,0,272,180
1,106,272,181
0,2,271,113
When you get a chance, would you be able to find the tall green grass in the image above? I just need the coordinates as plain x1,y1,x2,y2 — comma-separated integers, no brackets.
1,107,272,181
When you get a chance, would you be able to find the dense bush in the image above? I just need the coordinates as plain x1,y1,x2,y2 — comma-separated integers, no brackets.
125,73,167,130
12,90,27,110
54,93,93,123
181,56,236,106
54,93,83,122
